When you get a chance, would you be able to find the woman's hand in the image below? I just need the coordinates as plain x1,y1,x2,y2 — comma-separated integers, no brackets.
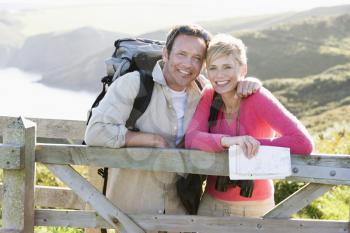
236,77,262,98
221,136,260,158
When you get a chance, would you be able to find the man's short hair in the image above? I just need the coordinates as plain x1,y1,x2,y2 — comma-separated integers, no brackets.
165,24,212,55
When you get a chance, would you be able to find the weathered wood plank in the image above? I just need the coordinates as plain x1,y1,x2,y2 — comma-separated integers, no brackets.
0,185,85,209
0,116,85,140
264,183,333,218
35,210,110,229
0,144,22,169
84,166,105,210
2,117,36,233
46,164,145,233
279,175,347,185
36,144,350,184
84,167,105,233
36,144,225,175
0,229,21,233
34,209,349,233
33,185,85,209
291,157,350,185
292,153,350,168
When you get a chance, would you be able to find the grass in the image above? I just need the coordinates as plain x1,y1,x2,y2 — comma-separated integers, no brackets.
274,124,350,220
34,227,84,233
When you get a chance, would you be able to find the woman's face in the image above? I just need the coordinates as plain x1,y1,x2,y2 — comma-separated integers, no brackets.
207,54,246,94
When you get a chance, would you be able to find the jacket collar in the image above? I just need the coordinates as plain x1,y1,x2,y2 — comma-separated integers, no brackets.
152,60,168,86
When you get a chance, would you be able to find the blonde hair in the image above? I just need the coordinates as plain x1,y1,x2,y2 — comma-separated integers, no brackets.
206,34,247,67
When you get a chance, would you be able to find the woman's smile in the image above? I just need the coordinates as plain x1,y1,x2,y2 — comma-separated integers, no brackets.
216,80,230,86
207,54,244,94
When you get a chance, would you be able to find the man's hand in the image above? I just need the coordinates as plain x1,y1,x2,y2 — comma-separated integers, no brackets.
151,134,169,148
236,76,262,98
125,130,169,148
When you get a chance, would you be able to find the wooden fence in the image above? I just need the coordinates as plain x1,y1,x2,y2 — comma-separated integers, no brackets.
0,115,349,233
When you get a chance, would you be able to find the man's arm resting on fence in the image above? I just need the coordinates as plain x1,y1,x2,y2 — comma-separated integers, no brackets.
84,72,141,148
125,130,169,148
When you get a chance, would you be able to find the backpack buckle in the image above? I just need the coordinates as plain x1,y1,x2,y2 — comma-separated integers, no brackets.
97,168,106,178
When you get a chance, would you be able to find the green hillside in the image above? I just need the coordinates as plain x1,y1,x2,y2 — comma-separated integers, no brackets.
264,62,350,114
301,105,350,134
237,14,350,80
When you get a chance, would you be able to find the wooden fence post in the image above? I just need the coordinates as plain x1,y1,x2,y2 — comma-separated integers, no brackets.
2,117,36,233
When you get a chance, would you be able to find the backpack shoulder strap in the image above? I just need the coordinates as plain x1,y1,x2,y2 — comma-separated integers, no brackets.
85,76,111,125
195,79,202,90
125,70,155,130
208,92,223,129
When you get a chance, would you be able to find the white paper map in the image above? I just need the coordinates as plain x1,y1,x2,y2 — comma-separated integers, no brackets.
229,145,291,180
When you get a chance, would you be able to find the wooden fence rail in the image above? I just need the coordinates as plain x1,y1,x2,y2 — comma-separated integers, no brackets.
0,116,349,233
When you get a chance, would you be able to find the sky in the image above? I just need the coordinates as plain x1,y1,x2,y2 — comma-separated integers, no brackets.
1,0,350,36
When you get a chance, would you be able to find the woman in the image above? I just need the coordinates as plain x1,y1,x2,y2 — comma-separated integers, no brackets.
185,34,314,217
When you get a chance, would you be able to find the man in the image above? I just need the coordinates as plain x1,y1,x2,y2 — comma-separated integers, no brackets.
84,24,260,232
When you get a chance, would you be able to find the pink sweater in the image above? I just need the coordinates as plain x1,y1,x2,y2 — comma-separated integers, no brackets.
185,87,313,201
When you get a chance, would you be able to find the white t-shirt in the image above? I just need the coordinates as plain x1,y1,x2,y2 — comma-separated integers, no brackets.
169,88,187,144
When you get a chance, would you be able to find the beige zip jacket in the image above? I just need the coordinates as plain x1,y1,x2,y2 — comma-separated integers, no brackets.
84,61,202,215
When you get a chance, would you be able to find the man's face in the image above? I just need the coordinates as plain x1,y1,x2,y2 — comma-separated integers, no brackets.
162,34,206,91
